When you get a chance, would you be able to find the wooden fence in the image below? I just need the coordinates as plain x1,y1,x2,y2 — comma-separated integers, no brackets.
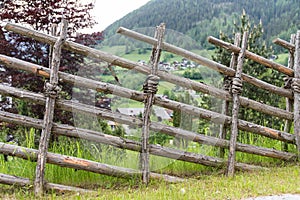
0,21,299,196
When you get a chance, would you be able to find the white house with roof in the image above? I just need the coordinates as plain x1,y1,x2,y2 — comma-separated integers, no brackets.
116,107,171,121
116,107,172,136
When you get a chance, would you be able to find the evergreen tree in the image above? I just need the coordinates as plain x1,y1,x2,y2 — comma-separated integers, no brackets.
213,11,284,141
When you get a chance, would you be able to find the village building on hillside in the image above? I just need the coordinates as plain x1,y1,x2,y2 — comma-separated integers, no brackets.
116,107,172,122
116,107,172,136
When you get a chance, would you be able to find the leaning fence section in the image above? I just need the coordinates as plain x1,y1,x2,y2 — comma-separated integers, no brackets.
0,21,299,196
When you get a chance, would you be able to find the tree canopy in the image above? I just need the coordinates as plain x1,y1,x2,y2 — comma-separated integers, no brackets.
104,0,300,51
213,12,284,139
0,0,103,123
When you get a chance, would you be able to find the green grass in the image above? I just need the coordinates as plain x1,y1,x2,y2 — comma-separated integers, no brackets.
98,45,127,57
275,53,288,65
0,117,299,200
97,45,213,63
1,164,299,200
157,81,176,95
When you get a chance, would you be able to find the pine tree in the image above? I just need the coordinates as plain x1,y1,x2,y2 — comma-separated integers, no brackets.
213,11,284,141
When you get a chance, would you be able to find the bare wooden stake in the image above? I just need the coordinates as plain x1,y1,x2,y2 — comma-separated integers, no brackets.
140,23,165,185
293,31,300,159
227,32,248,176
283,34,296,151
34,20,67,196
219,33,241,158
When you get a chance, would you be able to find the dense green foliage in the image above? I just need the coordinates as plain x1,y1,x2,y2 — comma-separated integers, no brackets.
104,0,299,51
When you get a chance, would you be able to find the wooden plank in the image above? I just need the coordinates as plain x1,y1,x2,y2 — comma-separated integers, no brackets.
140,23,165,184
219,33,241,158
0,173,91,193
208,36,293,76
294,31,300,158
0,82,295,144
227,32,248,176
0,103,296,161
34,20,67,196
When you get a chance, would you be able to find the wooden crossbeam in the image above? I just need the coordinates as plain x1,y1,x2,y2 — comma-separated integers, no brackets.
0,88,296,161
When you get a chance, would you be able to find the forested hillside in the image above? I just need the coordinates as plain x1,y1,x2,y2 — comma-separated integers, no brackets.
103,0,300,51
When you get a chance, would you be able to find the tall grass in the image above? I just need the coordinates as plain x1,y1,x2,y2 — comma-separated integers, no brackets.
0,120,297,192
2,165,299,200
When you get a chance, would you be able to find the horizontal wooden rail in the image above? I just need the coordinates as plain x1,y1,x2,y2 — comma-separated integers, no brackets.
0,111,222,168
0,54,293,125
0,142,184,183
3,23,292,100
273,38,295,52
207,36,294,76
0,110,274,170
0,70,295,144
116,27,292,99
0,109,295,161
0,63,294,144
0,173,91,193
0,87,296,160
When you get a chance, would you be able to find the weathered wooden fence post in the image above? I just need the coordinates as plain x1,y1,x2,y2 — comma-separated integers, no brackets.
34,20,67,196
227,32,248,176
219,33,241,158
140,23,165,185
283,34,296,151
293,30,300,159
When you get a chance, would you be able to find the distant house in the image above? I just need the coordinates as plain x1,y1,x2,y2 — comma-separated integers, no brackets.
116,108,144,118
116,107,172,135
116,107,172,121
153,107,172,122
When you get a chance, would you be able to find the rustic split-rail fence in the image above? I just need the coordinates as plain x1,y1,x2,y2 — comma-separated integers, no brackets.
0,20,299,196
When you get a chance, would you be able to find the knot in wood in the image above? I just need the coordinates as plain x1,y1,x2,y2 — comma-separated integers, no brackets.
143,75,160,94
292,78,300,93
231,77,243,95
44,81,61,97
283,76,293,89
223,76,232,91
